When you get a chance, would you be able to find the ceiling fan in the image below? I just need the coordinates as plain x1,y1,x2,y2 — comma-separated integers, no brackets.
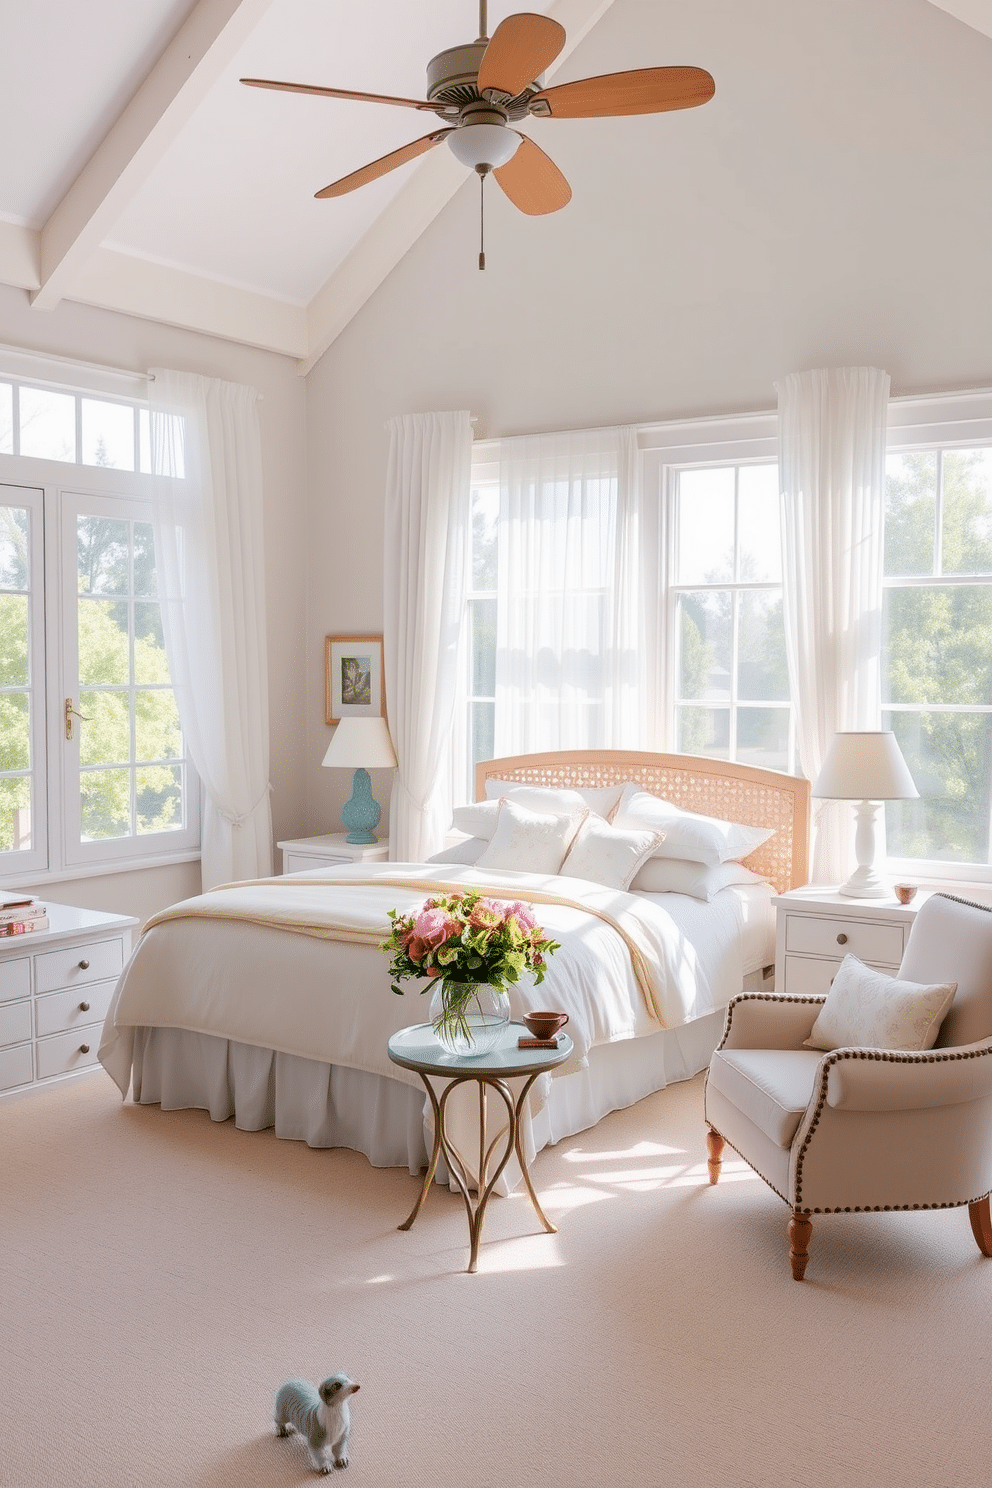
241,3,715,268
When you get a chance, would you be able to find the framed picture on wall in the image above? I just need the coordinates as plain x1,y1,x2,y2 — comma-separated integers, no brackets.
325,635,384,724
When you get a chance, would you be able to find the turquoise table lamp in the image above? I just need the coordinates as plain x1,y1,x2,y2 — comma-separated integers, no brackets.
322,716,398,844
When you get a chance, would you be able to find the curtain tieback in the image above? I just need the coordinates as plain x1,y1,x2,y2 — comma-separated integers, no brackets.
216,782,273,828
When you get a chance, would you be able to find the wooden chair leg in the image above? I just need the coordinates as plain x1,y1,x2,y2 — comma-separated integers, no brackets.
706,1126,725,1184
969,1196,992,1257
788,1211,813,1280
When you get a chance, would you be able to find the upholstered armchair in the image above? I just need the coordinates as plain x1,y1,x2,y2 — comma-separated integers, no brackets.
704,892,992,1279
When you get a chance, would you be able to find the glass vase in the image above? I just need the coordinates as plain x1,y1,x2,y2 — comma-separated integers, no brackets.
428,981,510,1057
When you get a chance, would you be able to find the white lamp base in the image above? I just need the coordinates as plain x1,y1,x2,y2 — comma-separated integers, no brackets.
837,799,891,898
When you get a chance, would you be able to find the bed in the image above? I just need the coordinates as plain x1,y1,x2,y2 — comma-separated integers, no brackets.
98,750,810,1186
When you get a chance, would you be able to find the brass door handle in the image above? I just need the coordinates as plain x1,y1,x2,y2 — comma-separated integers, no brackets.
64,698,92,741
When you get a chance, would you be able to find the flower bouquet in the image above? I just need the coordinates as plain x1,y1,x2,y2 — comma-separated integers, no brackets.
381,889,560,1053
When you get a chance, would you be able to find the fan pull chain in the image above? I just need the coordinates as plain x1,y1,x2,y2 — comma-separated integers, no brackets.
479,170,486,271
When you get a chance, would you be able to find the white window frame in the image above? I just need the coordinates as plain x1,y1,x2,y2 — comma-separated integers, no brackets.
883,388,992,883
0,423,200,887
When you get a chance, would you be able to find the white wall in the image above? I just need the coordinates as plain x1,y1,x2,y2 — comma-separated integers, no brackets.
304,0,992,832
0,282,307,924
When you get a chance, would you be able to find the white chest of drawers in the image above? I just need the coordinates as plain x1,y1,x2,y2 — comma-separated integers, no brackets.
0,903,138,1098
772,887,927,994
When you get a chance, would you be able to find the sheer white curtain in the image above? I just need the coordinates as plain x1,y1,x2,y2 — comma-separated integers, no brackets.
494,425,645,755
776,366,890,883
149,369,272,889
383,411,472,862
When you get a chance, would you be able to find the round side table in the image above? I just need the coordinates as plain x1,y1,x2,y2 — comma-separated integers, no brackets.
387,1021,574,1273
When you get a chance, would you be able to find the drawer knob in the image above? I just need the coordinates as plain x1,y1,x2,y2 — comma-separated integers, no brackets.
79,1043,90,1054
836,933,848,945
78,958,90,970
79,1001,91,1012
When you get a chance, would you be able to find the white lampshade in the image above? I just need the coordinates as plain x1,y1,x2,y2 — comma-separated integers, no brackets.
447,122,521,170
321,716,397,771
812,731,919,802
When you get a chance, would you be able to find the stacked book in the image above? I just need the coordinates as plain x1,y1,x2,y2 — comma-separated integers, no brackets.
0,898,49,936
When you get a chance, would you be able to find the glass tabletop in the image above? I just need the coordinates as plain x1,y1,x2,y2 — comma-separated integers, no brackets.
387,1021,574,1077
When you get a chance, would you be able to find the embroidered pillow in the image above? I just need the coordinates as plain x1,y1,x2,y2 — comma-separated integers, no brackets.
475,799,587,875
612,783,774,866
631,857,767,900
454,789,590,840
483,779,625,818
559,815,664,890
804,954,957,1053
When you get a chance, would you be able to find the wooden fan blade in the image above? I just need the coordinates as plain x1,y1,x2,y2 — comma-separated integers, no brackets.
493,134,571,216
530,65,715,118
315,130,453,198
477,13,566,98
241,77,447,114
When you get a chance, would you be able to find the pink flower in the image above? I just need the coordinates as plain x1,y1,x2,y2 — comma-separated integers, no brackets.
469,898,505,930
414,907,450,948
507,901,536,931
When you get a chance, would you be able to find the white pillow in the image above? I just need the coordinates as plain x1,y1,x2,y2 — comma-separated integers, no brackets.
427,837,486,865
612,783,774,866
804,954,957,1053
483,778,624,818
631,857,766,900
559,815,664,890
475,799,587,874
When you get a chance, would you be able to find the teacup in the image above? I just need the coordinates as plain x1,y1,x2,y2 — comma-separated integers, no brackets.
894,883,917,905
523,1011,569,1040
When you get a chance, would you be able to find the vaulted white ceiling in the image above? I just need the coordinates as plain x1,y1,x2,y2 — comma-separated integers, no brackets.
0,0,988,371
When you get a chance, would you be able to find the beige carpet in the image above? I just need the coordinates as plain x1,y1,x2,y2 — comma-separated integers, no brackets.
2,1069,990,1488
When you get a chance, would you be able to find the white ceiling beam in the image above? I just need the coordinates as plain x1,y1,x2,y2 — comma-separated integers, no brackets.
31,0,276,312
927,0,992,39
0,222,40,293
69,246,308,358
299,0,618,373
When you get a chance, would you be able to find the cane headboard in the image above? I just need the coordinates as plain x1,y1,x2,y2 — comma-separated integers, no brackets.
475,749,810,895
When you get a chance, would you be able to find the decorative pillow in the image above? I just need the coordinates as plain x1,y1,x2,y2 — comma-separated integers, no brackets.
612,783,774,866
558,815,664,890
427,837,486,865
483,779,624,818
631,857,767,900
475,799,588,874
804,954,957,1053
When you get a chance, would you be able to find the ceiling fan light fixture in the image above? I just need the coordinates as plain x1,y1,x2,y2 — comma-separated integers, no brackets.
447,121,520,170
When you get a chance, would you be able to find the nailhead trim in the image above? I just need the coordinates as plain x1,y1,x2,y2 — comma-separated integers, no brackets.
719,991,827,1052
794,1041,992,1211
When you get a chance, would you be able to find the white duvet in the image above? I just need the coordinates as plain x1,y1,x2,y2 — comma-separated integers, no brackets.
99,863,745,1099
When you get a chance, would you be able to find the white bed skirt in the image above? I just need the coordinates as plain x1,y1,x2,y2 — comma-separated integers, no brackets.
127,1009,727,1181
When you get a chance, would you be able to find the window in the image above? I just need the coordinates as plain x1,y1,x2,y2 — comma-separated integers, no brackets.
883,443,992,868
671,461,794,772
0,368,197,881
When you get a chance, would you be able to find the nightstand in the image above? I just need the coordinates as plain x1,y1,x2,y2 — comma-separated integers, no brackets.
772,886,931,994
277,832,389,874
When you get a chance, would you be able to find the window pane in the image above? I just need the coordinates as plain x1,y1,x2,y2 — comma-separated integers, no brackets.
133,522,157,596
138,408,152,475
19,385,75,462
135,690,181,761
738,591,789,701
677,706,729,758
471,700,495,771
80,690,130,767
134,603,168,684
736,706,789,771
885,452,936,577
0,594,28,685
79,599,129,685
0,384,12,454
677,592,731,701
885,710,992,863
737,464,781,582
676,468,734,583
136,764,182,834
471,486,498,589
0,777,32,852
78,516,130,595
884,586,992,706
470,597,496,697
0,505,29,588
81,398,135,471
0,693,30,770
941,449,992,577
80,769,131,840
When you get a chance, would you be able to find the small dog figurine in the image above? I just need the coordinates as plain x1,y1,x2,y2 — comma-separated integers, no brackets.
274,1373,360,1473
